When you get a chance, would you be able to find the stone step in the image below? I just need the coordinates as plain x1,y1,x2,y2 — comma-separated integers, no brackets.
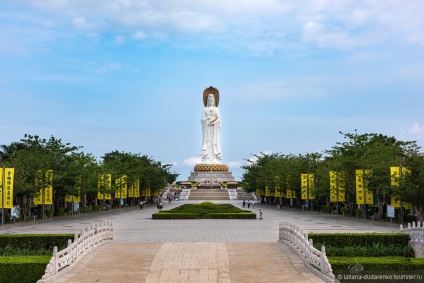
188,196,230,200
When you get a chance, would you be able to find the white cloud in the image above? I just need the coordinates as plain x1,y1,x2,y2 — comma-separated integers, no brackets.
133,31,146,40
227,161,242,168
398,123,424,146
18,0,424,54
183,156,201,166
401,122,424,135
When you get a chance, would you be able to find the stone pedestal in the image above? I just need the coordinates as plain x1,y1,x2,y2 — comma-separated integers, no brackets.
187,163,235,182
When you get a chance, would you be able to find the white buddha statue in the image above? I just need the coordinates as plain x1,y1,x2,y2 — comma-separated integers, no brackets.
200,94,222,164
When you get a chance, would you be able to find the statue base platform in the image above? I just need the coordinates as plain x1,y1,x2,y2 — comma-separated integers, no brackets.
188,163,235,182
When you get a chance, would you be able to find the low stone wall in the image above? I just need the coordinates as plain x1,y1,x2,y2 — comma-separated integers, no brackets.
400,222,424,258
279,222,335,283
37,221,113,283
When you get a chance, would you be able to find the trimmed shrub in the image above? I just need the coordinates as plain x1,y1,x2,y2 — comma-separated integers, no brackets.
308,233,410,248
314,242,414,257
152,202,256,219
0,256,51,283
0,234,74,251
329,256,424,271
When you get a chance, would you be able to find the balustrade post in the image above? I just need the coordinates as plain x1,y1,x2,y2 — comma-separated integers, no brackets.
52,246,58,274
320,246,325,272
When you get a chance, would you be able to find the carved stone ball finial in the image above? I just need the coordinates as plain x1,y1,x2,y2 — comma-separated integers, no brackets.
203,86,219,107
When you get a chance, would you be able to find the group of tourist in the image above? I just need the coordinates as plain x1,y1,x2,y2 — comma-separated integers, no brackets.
242,200,255,208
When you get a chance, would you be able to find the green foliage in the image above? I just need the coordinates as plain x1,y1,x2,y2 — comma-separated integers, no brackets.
308,233,410,248
321,205,329,213
329,256,424,271
152,203,256,219
354,209,363,217
92,205,100,211
340,207,350,215
0,234,74,250
0,256,51,283
314,242,414,257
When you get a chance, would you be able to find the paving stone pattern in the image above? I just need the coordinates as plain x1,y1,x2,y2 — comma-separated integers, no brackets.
0,200,399,282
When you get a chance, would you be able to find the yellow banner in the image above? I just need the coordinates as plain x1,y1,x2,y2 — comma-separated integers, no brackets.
301,174,315,200
330,171,345,202
128,183,134,198
265,187,270,197
134,179,140,197
146,187,151,197
391,167,410,208
66,176,81,203
275,190,281,197
286,189,292,198
44,170,53,205
65,195,81,203
0,168,14,208
153,189,158,197
256,189,261,196
356,169,373,205
98,174,112,200
121,175,127,199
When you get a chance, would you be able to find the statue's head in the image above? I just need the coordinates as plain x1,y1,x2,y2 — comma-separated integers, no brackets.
207,94,215,107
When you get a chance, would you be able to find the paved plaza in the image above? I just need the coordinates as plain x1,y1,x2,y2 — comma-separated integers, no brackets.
0,201,400,282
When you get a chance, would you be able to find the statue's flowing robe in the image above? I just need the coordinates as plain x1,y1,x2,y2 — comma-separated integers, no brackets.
201,106,222,163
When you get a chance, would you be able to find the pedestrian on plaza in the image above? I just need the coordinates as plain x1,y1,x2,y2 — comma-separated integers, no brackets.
242,200,246,208
247,200,250,208
259,208,263,219
252,201,255,208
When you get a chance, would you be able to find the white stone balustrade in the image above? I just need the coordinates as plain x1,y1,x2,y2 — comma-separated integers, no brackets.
37,221,113,283
180,189,191,200
400,221,424,258
279,221,335,283
227,189,237,200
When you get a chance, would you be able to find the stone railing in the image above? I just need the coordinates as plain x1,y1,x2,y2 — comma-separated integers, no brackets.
180,189,191,200
37,221,113,283
400,222,424,258
279,222,335,283
228,189,237,200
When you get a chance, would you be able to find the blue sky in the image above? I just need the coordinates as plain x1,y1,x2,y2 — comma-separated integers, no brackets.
1,1,424,181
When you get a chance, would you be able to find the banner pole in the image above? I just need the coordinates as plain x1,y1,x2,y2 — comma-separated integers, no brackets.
2,165,5,225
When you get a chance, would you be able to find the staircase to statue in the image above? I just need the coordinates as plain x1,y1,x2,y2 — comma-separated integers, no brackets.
237,189,254,200
188,188,230,200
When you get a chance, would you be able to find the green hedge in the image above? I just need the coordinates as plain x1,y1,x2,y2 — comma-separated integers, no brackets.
152,212,256,219
329,256,424,271
0,256,51,283
0,234,74,251
314,242,414,257
308,233,410,248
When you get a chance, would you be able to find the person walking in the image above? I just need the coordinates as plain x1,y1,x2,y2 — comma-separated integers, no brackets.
242,200,246,208
247,200,251,208
259,208,263,219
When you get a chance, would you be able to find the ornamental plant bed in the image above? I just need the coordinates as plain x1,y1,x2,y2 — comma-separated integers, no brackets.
152,201,256,219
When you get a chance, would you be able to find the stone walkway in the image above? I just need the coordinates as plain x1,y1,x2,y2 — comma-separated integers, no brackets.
0,200,400,282
53,242,322,283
